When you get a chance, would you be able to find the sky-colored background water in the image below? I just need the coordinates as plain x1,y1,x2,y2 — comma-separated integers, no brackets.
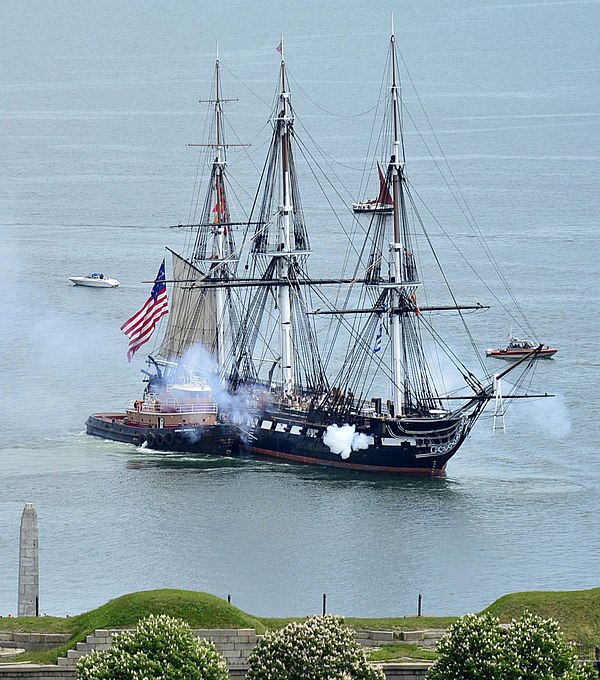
1,0,599,618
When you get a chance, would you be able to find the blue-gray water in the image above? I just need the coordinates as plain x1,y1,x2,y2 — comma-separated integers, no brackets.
1,0,599,619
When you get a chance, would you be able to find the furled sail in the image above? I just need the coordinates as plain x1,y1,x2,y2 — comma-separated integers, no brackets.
156,250,219,362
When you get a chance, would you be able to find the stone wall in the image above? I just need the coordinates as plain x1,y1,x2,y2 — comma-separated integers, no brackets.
0,662,431,680
53,627,407,668
0,666,74,680
0,633,71,651
55,628,260,668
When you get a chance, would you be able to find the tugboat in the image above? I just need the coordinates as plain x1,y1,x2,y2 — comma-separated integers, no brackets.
86,362,237,453
486,335,558,360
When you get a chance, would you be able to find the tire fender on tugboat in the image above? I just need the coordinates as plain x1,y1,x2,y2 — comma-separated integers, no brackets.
146,433,156,448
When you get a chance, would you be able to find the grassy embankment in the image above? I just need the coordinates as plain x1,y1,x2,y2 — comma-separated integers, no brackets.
2,587,600,664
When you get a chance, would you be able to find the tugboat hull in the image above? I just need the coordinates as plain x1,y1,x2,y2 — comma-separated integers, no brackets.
86,413,239,456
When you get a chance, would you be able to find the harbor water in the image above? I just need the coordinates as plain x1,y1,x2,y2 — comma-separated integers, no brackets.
1,0,599,618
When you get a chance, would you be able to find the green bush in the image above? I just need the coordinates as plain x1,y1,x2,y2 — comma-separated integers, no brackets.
427,612,505,680
76,613,228,680
427,611,596,680
502,611,596,680
246,615,385,680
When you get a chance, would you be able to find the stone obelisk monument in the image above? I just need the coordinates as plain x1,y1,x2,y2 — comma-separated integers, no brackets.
18,503,39,617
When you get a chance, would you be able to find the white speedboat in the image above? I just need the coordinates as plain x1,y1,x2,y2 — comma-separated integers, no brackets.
69,273,120,288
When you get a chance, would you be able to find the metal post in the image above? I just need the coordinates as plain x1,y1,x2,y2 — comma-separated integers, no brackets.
418,594,422,617
227,594,231,604
322,593,327,616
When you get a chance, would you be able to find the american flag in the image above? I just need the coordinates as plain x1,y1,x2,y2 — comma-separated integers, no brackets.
121,259,169,362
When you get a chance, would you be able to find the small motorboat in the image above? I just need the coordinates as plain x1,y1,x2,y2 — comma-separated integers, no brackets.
486,335,557,360
69,273,120,288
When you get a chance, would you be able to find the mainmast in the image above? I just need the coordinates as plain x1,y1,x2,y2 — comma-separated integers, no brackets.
276,45,295,398
243,41,319,398
389,32,406,416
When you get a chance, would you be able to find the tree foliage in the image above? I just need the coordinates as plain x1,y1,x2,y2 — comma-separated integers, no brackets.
76,613,229,680
427,611,596,680
246,615,385,680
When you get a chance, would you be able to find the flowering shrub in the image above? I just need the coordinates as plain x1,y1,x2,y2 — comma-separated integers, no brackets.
427,611,596,680
502,611,597,680
246,615,385,680
427,612,505,680
76,613,229,680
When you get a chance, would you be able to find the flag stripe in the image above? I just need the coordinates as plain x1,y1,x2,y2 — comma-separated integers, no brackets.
121,293,168,336
121,260,169,362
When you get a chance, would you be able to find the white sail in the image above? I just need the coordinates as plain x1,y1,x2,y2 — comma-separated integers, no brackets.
157,250,220,362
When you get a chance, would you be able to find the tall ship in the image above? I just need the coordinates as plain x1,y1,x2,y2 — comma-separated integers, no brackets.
88,35,548,475
212,34,546,474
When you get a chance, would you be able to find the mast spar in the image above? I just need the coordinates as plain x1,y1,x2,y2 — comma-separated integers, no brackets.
389,31,406,416
213,57,227,370
277,50,295,398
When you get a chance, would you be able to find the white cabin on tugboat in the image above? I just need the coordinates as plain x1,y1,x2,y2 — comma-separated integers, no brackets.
125,382,218,428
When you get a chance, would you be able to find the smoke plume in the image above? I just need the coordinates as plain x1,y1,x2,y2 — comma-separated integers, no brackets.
323,424,370,459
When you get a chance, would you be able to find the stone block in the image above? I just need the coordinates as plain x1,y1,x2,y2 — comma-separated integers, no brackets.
12,634,31,643
366,630,394,642
233,642,256,651
57,657,70,667
418,639,438,648
235,635,255,644
45,635,71,644
193,628,233,637
400,630,426,642
223,649,242,659
66,650,80,659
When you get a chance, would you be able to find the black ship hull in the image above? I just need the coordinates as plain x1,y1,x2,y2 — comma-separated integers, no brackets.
245,405,472,476
86,413,239,456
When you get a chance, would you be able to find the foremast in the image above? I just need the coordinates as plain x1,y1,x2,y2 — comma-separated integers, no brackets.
157,55,241,372
212,57,228,368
